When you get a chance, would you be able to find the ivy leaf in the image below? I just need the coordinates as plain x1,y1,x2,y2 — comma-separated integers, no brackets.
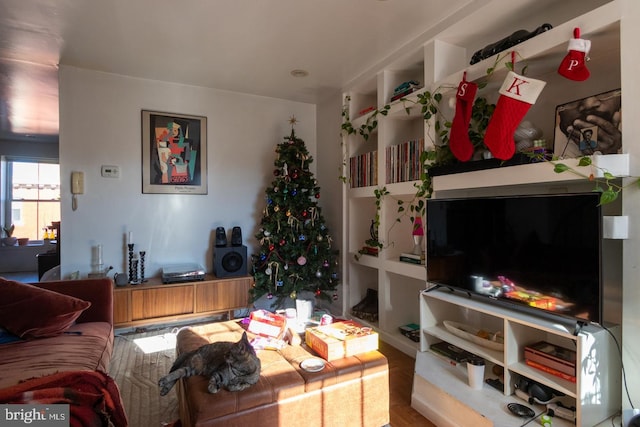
553,163,570,173
578,157,592,167
599,189,618,205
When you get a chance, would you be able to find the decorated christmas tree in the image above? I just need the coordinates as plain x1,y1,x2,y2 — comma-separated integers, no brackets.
251,121,339,308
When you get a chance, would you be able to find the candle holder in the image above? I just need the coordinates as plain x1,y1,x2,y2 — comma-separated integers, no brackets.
139,251,147,283
128,243,139,284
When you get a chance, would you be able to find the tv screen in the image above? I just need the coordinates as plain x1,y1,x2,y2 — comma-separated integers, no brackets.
426,193,602,324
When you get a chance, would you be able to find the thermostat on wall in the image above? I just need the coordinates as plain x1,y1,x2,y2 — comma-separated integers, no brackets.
101,165,120,178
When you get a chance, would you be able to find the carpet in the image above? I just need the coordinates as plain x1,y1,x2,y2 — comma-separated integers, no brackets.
109,326,183,427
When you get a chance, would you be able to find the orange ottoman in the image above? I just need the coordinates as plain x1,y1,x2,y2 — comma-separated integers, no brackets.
174,320,390,427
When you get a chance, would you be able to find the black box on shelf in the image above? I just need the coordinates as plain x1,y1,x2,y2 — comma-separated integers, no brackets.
429,341,475,363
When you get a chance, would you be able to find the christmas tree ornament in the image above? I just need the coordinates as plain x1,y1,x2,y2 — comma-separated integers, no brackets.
323,260,329,268
267,293,273,299
279,239,286,246
276,280,283,287
274,186,279,192
291,172,298,179
291,189,297,196
265,267,272,275
297,256,307,265
315,271,322,278
484,62,546,160
299,234,306,241
260,254,267,261
315,289,321,296
449,73,479,162
290,291,297,299
274,169,280,176
264,230,271,237
284,263,289,270
269,244,275,251
315,193,320,199
274,206,280,212
558,28,590,81
302,210,308,217
286,210,291,217
317,235,323,242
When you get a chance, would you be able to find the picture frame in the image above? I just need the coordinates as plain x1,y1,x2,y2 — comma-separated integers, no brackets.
142,110,207,194
553,89,621,158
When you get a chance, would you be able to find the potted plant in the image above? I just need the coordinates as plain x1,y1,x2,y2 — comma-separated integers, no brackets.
2,224,17,246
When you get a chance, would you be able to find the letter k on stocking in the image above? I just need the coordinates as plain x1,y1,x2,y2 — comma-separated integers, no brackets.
484,71,546,160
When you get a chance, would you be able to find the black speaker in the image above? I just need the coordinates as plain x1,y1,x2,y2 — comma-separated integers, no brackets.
231,226,242,246
215,227,227,247
213,245,247,278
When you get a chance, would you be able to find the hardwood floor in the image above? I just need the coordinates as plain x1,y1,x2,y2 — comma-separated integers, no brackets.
379,340,437,427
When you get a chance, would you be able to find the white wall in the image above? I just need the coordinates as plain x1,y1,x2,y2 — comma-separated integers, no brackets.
314,90,344,311
58,65,316,279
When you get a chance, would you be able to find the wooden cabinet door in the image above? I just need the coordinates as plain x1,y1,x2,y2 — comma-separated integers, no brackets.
196,277,251,313
113,289,130,325
131,286,194,320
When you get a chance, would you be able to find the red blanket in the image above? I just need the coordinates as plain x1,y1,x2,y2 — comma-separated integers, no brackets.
0,370,128,427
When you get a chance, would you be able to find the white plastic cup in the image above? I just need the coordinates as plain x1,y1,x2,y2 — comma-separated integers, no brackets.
467,357,485,390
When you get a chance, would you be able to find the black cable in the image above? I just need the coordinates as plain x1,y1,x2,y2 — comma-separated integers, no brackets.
519,409,546,427
601,323,634,409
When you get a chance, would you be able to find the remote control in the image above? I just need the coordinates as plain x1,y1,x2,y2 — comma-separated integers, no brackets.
485,378,503,391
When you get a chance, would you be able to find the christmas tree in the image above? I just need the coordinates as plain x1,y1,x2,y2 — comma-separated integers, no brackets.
251,122,339,308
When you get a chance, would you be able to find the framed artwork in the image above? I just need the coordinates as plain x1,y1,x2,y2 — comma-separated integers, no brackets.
553,89,621,158
142,110,207,194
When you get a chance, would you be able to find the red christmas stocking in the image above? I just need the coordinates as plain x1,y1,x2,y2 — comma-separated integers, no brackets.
558,28,591,81
449,78,478,162
484,71,546,160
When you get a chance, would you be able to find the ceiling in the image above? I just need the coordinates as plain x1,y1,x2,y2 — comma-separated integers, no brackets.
0,0,478,143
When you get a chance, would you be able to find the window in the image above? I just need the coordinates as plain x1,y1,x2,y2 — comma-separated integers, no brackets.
4,160,60,241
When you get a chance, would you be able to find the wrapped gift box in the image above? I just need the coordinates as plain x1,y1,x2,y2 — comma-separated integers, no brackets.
248,309,287,339
305,320,378,361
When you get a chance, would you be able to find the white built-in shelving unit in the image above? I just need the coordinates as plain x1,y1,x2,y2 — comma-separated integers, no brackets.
341,0,637,425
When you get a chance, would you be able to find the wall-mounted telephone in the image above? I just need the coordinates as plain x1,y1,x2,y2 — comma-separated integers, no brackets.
71,171,84,194
71,171,84,211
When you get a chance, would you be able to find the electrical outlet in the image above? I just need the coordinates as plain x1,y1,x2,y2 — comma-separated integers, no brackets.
101,165,120,178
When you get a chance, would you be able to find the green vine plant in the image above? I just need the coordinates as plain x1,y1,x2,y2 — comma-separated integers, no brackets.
528,153,640,205
354,186,388,260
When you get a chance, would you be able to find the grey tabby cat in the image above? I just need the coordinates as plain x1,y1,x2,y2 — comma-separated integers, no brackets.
158,331,261,396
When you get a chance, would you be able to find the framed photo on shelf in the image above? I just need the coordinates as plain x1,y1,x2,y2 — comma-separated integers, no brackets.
553,89,621,159
141,110,208,194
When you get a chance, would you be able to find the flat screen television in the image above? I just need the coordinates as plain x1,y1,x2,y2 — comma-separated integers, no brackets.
426,193,602,324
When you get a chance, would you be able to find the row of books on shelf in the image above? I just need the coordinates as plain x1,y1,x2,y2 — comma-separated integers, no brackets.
399,252,425,265
524,341,576,383
349,150,378,188
386,138,425,184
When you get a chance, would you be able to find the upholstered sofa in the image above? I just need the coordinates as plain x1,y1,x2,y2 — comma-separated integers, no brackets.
174,320,390,427
0,277,127,425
